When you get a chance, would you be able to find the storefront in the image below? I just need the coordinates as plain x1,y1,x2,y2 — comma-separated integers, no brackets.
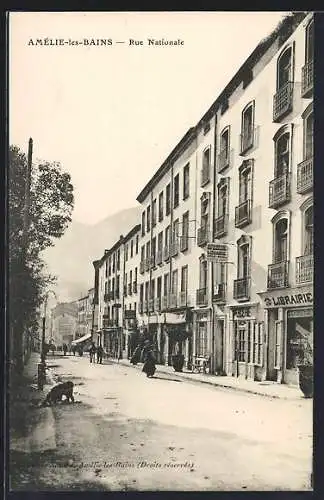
124,309,138,359
258,286,313,385
227,303,265,381
193,309,212,369
163,311,193,367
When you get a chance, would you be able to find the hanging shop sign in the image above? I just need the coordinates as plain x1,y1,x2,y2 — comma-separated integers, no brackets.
263,291,313,308
207,243,229,263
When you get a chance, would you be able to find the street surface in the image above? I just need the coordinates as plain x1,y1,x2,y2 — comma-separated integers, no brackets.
11,354,312,491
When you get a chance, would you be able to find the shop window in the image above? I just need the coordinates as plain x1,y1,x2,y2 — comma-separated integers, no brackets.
274,320,282,369
287,311,313,369
253,323,264,366
238,326,246,362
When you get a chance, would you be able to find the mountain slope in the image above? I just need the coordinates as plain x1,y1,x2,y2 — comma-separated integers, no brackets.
44,206,141,302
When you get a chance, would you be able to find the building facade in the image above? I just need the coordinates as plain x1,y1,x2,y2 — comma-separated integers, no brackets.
51,302,78,347
123,225,141,358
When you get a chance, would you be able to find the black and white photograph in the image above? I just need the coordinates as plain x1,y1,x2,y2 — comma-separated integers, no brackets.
8,11,313,492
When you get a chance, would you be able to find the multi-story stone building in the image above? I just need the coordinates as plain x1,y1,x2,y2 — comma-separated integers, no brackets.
122,224,141,358
51,301,78,347
209,11,313,385
75,289,96,342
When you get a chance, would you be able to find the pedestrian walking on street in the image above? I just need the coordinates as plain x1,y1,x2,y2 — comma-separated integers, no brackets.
97,345,104,364
89,343,96,363
130,344,141,365
63,343,68,356
142,345,156,378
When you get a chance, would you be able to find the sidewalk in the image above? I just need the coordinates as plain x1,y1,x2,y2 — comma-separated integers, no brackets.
113,358,305,400
10,352,57,454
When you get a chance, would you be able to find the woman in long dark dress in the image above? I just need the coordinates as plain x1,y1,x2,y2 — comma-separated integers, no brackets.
142,348,156,378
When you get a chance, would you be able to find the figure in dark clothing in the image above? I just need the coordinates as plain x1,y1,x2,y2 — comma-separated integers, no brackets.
130,345,141,365
142,348,156,378
63,343,68,356
78,345,84,357
89,343,96,363
72,345,76,356
97,345,104,364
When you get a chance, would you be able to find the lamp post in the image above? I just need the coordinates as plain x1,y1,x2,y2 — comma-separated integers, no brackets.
38,290,56,389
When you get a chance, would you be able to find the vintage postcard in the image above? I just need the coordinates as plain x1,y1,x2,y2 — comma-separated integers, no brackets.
8,11,313,492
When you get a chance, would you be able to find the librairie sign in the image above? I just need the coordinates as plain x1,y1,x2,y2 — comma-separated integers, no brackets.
263,291,313,308
207,243,228,263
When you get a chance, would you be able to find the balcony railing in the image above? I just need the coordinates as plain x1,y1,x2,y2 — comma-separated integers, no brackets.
150,255,156,269
269,173,291,208
133,281,137,294
148,298,154,312
267,261,289,289
214,214,229,238
155,297,161,311
296,254,313,284
218,149,230,172
301,60,313,98
196,288,208,306
161,295,169,310
164,245,170,261
179,291,188,308
233,277,250,301
297,158,313,194
235,200,252,228
156,249,163,265
128,283,132,295
201,165,211,187
273,81,294,122
197,226,209,247
144,258,150,272
180,235,189,252
140,261,145,274
170,240,179,257
212,283,226,303
240,128,255,155
169,293,178,309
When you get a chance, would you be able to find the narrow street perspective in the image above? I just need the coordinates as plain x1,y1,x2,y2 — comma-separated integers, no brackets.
9,10,314,494
10,353,312,491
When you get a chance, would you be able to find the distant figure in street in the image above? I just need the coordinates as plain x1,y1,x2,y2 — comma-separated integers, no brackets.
97,345,104,364
78,345,84,357
142,345,156,378
63,343,68,356
72,345,76,356
130,344,141,365
89,343,96,363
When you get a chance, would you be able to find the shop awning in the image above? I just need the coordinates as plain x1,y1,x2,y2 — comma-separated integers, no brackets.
72,333,91,345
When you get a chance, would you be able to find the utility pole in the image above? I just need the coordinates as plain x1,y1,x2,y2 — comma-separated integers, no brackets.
15,138,33,375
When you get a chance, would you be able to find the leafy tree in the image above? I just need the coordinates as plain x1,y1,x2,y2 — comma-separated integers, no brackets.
9,145,74,375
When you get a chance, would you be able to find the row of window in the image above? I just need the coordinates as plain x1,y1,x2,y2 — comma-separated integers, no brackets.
124,235,139,262
139,265,189,302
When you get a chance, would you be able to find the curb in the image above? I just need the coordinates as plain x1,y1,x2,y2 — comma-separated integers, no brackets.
111,359,303,401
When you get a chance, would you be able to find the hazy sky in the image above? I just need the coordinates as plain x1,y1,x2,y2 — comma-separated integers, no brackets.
9,11,287,225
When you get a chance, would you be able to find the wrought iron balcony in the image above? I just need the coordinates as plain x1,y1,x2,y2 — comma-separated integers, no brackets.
197,226,209,247
133,281,137,294
218,149,230,172
148,298,154,312
196,287,208,306
269,173,291,208
169,293,178,309
180,235,189,252
212,283,226,303
235,200,252,228
214,214,229,238
273,81,294,122
156,249,163,265
170,240,179,257
297,158,313,194
140,261,145,274
164,245,170,261
267,261,289,289
149,255,156,269
155,297,161,311
301,60,313,98
296,255,313,284
161,295,169,310
201,165,211,187
233,277,250,301
239,128,255,155
179,291,188,307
